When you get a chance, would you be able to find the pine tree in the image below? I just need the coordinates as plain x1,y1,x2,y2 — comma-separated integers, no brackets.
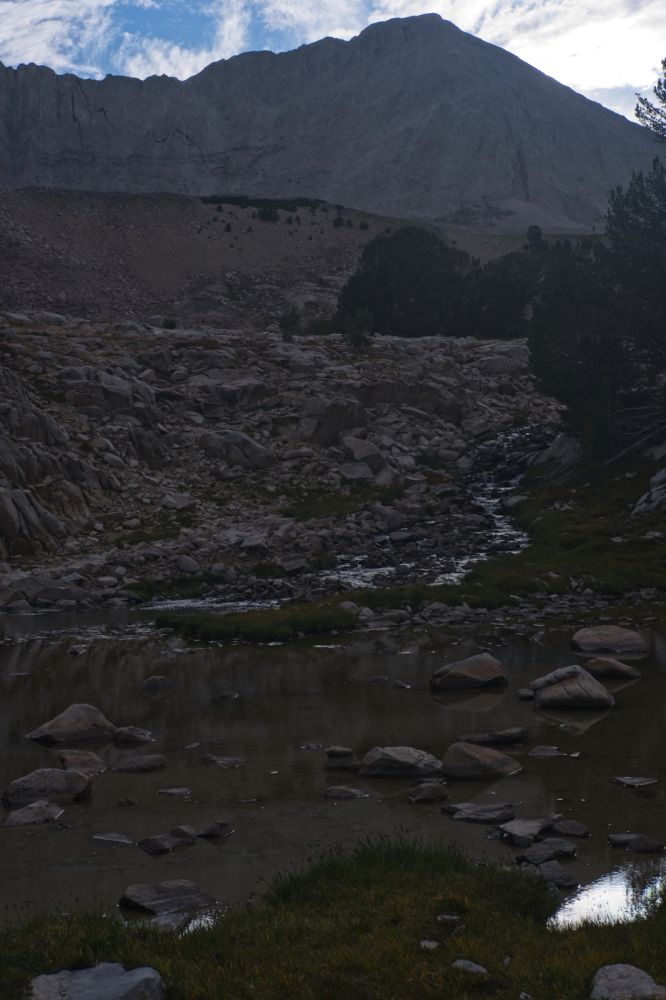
636,57,666,141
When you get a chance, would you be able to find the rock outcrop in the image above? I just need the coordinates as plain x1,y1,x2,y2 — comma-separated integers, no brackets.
0,15,656,230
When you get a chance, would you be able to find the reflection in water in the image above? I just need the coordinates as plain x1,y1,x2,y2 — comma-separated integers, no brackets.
553,862,666,928
0,610,666,927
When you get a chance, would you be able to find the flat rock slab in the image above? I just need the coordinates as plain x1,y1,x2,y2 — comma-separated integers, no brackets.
445,801,515,824
202,754,246,769
57,749,107,776
112,755,166,773
30,962,165,999
531,665,614,711
517,838,576,865
358,746,442,778
430,653,507,691
408,782,449,804
4,800,64,827
2,768,91,809
499,818,552,845
591,963,666,999
586,657,642,680
613,776,659,789
138,826,197,855
456,727,528,746
120,879,216,915
572,625,648,657
441,742,521,779
27,703,116,745
157,787,193,797
324,786,371,800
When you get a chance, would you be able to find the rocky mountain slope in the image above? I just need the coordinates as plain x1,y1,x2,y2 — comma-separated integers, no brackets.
0,309,558,613
0,15,657,230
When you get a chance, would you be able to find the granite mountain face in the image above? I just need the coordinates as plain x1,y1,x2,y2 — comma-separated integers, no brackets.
0,14,658,230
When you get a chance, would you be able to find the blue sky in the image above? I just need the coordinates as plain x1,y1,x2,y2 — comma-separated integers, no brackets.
0,1,663,119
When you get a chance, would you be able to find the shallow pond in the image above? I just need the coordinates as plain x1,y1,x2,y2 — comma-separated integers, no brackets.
1,608,666,930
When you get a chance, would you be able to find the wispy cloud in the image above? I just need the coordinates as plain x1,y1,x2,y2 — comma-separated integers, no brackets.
116,0,251,77
0,0,117,74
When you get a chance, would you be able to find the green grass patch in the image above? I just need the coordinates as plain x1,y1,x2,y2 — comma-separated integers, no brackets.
156,602,357,643
3,839,666,999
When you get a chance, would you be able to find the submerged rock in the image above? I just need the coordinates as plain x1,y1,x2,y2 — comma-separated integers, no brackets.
358,746,442,778
445,801,515,824
585,657,641,680
138,825,197,856
572,626,648,657
114,726,155,746
2,768,91,808
198,821,235,840
30,962,165,1000
612,776,658,789
430,652,506,691
441,742,521,779
112,754,166,773
4,800,64,827
455,727,528,746
324,785,371,800
26,703,116,745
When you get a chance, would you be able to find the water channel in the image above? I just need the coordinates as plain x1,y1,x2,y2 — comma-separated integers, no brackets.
1,607,666,930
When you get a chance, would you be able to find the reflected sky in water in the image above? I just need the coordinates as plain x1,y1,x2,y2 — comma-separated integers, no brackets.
554,862,666,929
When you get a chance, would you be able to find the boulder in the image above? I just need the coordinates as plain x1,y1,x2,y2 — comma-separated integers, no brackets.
198,821,235,840
57,750,107,776
199,430,273,470
590,964,666,999
26,703,116,745
114,726,155,746
430,653,506,691
572,625,648,657
30,963,165,1000
358,746,442,778
441,742,521,779
531,665,614,710
408,782,449,804
2,768,91,808
201,754,245,769
4,800,64,827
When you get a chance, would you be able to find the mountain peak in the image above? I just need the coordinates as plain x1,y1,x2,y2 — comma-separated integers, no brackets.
0,16,656,230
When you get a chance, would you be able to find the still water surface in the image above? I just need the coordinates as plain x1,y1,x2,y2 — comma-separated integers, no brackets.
1,608,666,929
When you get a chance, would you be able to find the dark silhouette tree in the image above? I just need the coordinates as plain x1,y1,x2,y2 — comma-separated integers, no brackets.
636,57,666,141
336,227,471,338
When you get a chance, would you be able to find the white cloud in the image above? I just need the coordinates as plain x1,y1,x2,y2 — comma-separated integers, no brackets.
0,0,117,74
115,0,251,77
256,0,365,42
